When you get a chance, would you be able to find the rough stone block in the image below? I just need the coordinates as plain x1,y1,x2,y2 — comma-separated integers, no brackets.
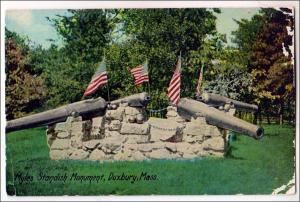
120,123,150,135
106,108,124,121
123,134,150,144
135,142,165,152
202,137,225,152
50,150,69,160
149,118,183,142
51,139,70,150
89,149,107,161
54,122,66,132
91,116,105,138
105,130,121,138
70,121,84,133
70,136,83,149
99,136,125,154
57,131,69,139
69,149,90,160
83,139,101,150
130,151,147,161
125,107,141,116
145,148,180,159
108,120,122,131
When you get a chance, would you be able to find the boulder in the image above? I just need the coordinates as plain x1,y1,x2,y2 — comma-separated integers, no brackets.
136,114,145,124
106,107,124,121
145,148,179,159
57,131,69,139
105,130,122,138
88,149,107,161
69,149,90,160
108,120,122,131
202,137,225,152
91,116,105,137
131,151,147,161
183,122,205,143
113,149,132,161
123,134,150,144
166,110,178,118
125,107,141,116
51,139,70,150
70,122,84,135
54,122,66,132
99,136,125,154
136,142,166,152
148,117,184,142
50,150,69,160
83,139,101,150
182,153,198,159
165,142,191,154
120,123,150,135
204,126,224,138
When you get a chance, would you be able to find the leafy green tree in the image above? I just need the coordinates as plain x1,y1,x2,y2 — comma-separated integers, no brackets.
32,9,115,107
50,9,114,63
231,13,265,66
5,30,45,119
119,8,221,108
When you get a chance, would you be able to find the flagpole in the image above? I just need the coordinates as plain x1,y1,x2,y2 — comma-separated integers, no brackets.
106,82,111,102
103,50,111,102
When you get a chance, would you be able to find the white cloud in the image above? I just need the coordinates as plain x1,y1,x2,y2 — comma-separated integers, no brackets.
6,10,33,26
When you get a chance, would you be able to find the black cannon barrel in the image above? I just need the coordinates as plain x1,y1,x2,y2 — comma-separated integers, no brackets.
178,98,263,139
201,93,258,112
111,92,151,107
6,97,107,133
6,92,151,133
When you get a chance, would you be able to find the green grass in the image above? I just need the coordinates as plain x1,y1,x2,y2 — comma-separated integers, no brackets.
6,124,295,195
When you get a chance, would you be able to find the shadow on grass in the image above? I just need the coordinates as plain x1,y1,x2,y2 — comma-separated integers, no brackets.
224,146,245,160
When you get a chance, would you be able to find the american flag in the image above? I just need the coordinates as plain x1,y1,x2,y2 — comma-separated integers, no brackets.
168,56,181,105
130,60,149,85
196,65,204,96
83,57,108,97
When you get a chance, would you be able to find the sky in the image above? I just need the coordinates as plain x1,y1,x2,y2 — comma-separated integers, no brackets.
5,8,260,48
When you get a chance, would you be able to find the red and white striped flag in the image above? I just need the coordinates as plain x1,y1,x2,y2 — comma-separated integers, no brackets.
130,60,149,85
83,57,108,97
196,65,204,96
168,56,181,105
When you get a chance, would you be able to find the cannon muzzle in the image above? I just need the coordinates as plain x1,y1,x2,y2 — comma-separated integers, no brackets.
201,93,258,112
110,92,151,107
178,98,263,139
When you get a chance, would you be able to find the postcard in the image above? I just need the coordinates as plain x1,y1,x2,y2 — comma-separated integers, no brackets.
1,1,299,201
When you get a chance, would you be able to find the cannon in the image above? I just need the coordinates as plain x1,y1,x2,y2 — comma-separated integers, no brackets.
110,92,151,107
177,98,263,139
6,92,150,133
200,92,258,112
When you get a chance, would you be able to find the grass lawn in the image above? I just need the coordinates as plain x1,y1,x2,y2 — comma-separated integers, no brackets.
6,124,295,196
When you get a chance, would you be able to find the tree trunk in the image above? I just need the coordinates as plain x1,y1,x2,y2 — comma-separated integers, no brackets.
267,114,270,124
258,111,262,125
253,112,258,124
279,100,284,125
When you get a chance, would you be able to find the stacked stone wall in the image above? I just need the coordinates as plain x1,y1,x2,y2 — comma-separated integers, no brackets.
46,104,228,161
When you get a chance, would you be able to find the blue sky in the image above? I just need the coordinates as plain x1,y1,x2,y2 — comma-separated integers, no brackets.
5,8,259,48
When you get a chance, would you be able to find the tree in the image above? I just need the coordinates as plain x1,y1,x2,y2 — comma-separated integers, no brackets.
250,8,295,124
231,13,265,66
5,30,45,120
50,9,114,63
118,8,221,108
32,9,115,108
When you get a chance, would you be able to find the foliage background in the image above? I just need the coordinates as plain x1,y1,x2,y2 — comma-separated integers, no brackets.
5,8,295,124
